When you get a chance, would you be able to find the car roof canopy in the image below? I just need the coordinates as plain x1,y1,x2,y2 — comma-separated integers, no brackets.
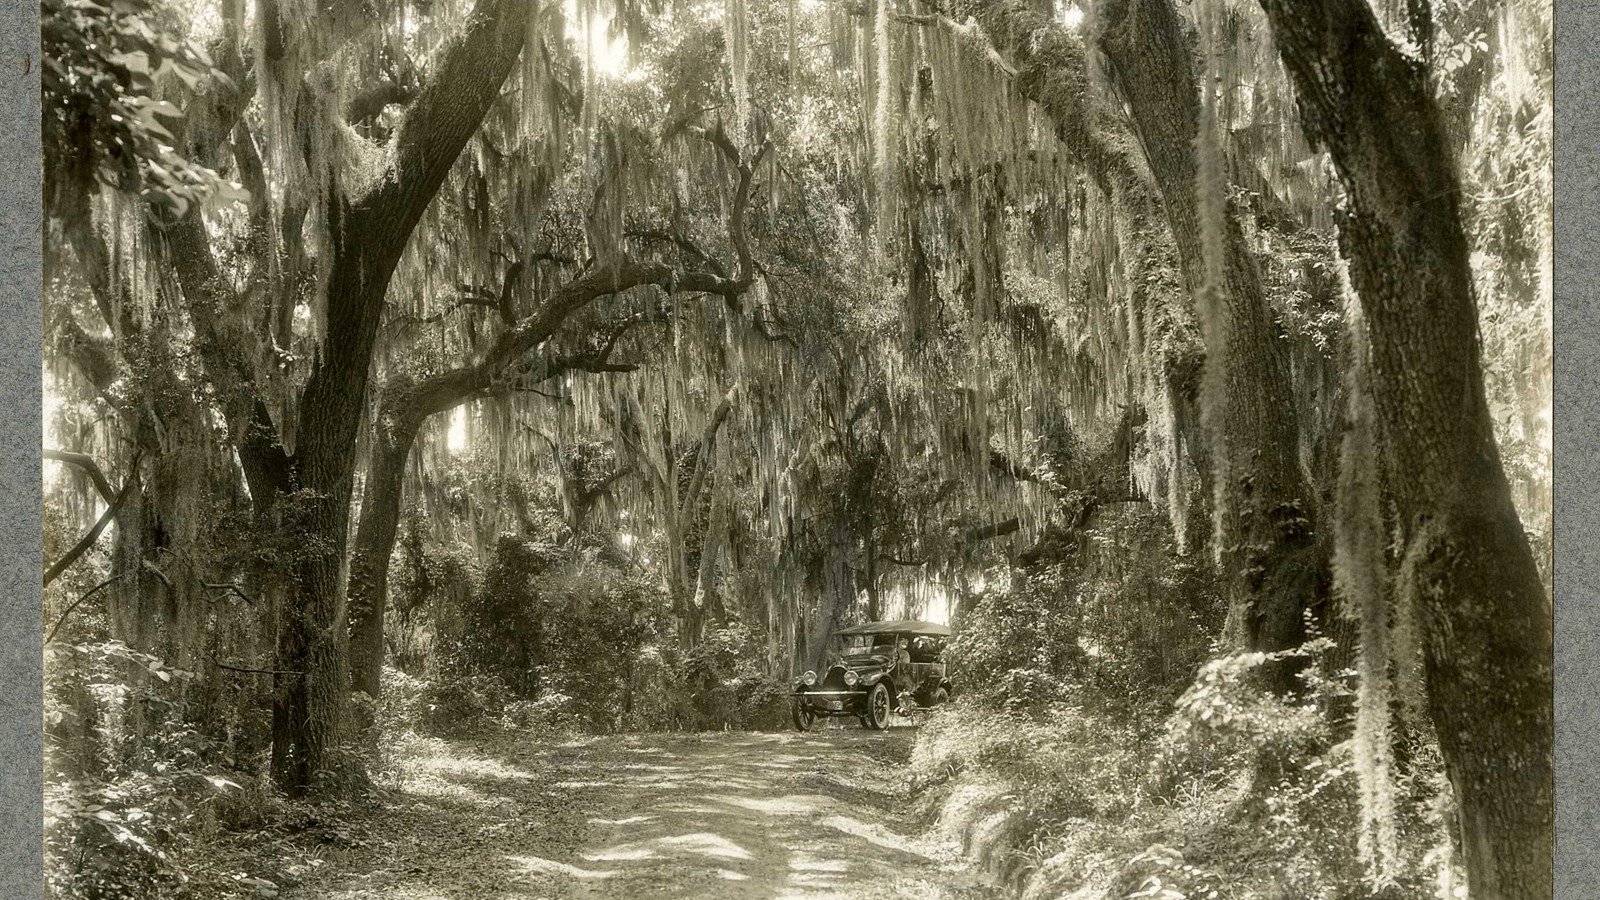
834,620,952,637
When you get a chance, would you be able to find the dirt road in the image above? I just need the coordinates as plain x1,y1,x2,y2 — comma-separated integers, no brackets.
237,727,999,900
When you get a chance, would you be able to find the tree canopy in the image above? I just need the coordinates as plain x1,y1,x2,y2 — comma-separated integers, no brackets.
42,0,1551,896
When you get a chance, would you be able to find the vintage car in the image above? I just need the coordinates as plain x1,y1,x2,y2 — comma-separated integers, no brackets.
791,620,953,731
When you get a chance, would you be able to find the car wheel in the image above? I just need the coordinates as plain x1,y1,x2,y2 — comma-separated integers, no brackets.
930,687,949,707
792,699,816,732
865,682,891,730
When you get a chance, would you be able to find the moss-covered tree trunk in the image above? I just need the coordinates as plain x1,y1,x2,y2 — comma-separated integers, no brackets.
267,0,533,794
963,0,1315,674
1098,0,1317,678
804,518,859,672
1255,2,1552,894
957,1,1217,569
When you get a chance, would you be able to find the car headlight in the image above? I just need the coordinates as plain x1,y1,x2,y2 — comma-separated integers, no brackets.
801,670,817,686
844,670,859,687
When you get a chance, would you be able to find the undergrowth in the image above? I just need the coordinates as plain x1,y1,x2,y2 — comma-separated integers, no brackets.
911,639,1459,900
910,506,1460,900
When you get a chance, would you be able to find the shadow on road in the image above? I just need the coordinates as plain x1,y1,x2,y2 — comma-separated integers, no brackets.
282,728,997,900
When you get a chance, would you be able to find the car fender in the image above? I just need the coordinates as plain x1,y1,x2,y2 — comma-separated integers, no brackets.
876,676,898,705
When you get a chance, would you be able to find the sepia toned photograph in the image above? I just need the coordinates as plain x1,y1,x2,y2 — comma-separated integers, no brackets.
36,0,1554,897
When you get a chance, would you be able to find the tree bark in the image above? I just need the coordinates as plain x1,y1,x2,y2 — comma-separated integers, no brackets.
269,0,534,794
345,408,419,703
1097,0,1317,678
958,0,1216,557
1254,2,1552,895
43,453,140,586
805,517,859,672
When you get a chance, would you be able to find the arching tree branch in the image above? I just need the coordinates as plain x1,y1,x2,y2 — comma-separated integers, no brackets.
44,449,116,504
44,451,143,587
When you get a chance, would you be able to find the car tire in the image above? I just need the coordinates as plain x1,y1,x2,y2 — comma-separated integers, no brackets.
792,699,816,732
929,687,949,707
865,682,891,730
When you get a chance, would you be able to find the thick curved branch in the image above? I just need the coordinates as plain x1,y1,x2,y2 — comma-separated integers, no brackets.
345,79,418,124
888,10,1018,75
297,0,535,486
628,229,728,279
44,452,143,587
949,0,1152,201
356,0,534,247
687,123,771,294
44,450,116,504
964,518,1020,543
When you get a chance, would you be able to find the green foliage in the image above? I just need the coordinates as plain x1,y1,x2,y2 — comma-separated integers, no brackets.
411,664,520,737
388,616,792,738
532,567,665,729
915,635,1456,899
1156,644,1337,786
946,568,1087,712
1258,225,1343,355
1150,642,1449,898
44,642,255,900
383,441,801,736
388,523,480,676
1104,846,1226,900
675,623,792,730
909,702,1152,892
455,531,569,697
46,773,218,899
951,507,1223,727
41,0,242,217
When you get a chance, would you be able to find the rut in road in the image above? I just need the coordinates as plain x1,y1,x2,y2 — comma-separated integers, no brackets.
258,728,1001,900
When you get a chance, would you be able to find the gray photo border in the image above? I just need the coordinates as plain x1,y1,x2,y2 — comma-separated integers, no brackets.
1553,0,1597,895
1,1,1595,897
2,0,42,890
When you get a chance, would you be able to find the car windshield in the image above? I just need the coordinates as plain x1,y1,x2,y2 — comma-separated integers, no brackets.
835,634,898,658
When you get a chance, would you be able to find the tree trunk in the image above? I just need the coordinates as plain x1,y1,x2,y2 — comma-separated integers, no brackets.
805,519,858,671
960,2,1315,665
346,415,419,704
691,489,731,639
268,0,534,794
960,0,1218,574
269,259,378,794
1098,0,1317,680
1255,2,1552,894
